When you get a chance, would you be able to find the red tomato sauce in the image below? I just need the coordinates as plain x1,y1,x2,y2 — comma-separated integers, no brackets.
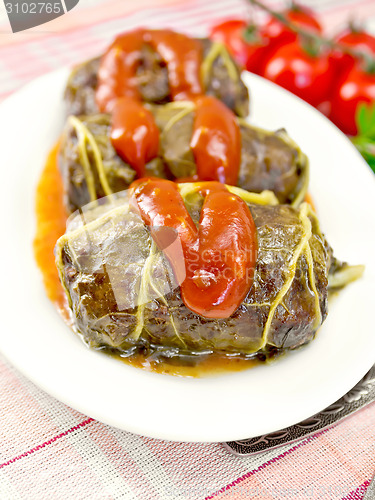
111,94,242,186
191,96,241,185
130,178,257,319
96,28,203,112
110,97,160,177
97,29,242,186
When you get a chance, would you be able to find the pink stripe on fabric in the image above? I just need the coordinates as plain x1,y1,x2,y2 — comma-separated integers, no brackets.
204,428,331,500
0,418,94,469
0,360,72,456
341,480,371,500
205,402,375,500
82,420,160,499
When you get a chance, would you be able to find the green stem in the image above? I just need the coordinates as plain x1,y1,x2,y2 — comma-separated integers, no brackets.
248,0,375,66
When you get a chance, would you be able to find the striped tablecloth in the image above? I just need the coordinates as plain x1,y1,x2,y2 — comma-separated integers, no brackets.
1,1,375,498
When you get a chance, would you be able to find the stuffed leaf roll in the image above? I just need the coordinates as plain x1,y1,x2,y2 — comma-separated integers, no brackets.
55,183,331,362
59,104,308,213
64,32,249,118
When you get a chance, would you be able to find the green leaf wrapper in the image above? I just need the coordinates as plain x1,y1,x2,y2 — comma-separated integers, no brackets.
55,186,335,361
59,106,309,213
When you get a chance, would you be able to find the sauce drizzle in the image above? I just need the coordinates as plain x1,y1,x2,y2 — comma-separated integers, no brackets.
191,96,241,185
130,178,258,319
96,28,203,112
145,30,203,100
97,30,241,186
110,97,160,177
110,95,242,185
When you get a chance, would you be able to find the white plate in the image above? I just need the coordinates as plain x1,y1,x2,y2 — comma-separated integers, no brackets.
1,68,375,443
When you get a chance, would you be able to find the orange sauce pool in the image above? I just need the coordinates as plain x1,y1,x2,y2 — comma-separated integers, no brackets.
33,144,269,377
33,143,71,323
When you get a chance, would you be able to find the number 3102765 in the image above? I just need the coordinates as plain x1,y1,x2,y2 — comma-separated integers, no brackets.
5,3,63,14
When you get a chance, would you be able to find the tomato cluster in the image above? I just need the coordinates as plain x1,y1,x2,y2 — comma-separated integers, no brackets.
210,5,375,136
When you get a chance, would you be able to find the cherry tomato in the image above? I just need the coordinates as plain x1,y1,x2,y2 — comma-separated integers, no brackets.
262,4,322,50
330,26,375,78
256,5,322,75
263,41,334,107
209,19,267,73
329,62,375,135
336,27,375,53
210,7,322,75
